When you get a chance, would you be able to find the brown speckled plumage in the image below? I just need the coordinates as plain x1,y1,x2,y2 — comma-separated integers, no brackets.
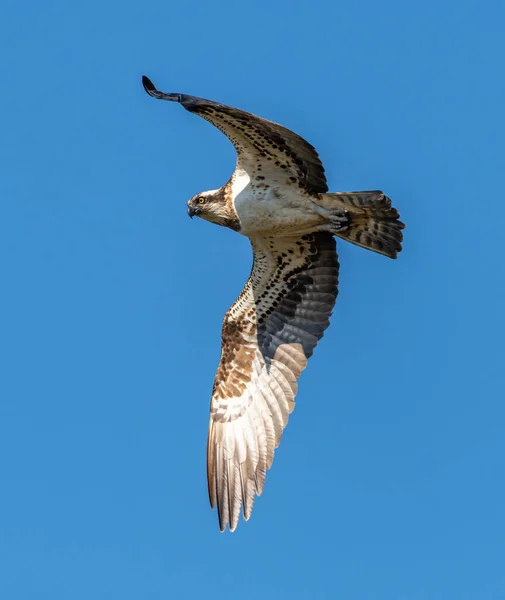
142,76,405,532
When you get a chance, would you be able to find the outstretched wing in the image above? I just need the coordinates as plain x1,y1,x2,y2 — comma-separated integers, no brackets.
208,233,339,531
142,76,328,194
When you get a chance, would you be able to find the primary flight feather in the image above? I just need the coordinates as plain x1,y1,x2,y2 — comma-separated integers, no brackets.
142,75,405,532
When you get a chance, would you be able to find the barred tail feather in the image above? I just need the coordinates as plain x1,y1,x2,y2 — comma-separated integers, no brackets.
321,191,405,259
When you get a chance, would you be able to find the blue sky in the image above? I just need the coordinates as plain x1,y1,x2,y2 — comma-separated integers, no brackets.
1,0,504,598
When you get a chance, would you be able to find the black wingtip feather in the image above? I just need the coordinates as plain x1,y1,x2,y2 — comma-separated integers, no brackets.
142,75,156,95
141,76,182,103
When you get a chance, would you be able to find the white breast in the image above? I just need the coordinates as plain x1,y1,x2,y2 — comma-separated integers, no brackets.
233,173,322,237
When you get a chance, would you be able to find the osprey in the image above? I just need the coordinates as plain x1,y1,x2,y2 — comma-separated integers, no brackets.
142,76,405,532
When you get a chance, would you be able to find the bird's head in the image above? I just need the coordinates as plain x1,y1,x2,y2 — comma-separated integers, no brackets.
187,189,231,226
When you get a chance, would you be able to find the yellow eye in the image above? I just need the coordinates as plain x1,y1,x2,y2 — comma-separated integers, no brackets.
198,196,206,204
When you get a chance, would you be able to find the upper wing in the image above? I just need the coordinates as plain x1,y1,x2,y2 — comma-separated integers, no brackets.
142,76,328,194
208,233,339,531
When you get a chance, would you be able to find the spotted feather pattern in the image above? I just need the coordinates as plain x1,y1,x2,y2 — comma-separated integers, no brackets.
208,233,339,531
142,76,328,194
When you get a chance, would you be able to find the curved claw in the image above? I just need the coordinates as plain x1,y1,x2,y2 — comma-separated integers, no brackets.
142,76,182,103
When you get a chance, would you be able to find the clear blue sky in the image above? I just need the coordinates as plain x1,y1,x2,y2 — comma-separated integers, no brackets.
1,0,504,598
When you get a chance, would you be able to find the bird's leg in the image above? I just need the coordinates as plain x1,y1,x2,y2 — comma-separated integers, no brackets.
327,209,350,232
310,200,350,232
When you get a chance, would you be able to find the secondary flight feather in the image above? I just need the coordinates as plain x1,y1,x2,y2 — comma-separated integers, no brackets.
142,75,405,532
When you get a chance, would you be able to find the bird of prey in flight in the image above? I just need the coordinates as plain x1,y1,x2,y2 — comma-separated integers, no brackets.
142,75,405,532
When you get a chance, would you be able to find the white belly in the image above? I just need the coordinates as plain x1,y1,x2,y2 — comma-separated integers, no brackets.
234,184,323,237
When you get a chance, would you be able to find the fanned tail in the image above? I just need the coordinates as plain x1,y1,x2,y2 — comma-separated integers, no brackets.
320,191,405,259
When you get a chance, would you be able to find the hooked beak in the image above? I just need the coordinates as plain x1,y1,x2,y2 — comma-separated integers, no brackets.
187,206,200,219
